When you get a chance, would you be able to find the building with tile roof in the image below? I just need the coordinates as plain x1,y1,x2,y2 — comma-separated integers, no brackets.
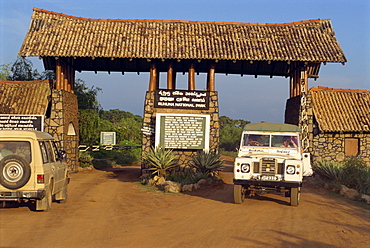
286,86,370,166
0,80,79,170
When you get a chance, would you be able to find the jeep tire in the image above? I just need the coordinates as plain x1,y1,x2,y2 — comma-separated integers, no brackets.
290,187,300,206
0,155,31,189
234,184,245,204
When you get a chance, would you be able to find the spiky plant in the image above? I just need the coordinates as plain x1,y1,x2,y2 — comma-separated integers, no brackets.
191,150,224,176
312,161,344,181
142,146,178,178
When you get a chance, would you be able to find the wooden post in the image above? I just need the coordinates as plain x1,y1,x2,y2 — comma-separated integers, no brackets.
149,62,157,91
56,60,62,90
188,62,195,90
167,61,176,90
207,63,215,91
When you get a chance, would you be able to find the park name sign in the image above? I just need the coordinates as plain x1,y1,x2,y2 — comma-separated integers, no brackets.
0,115,44,131
155,113,210,150
154,90,209,110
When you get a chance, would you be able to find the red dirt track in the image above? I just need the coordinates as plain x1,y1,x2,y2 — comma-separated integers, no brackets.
1,156,369,248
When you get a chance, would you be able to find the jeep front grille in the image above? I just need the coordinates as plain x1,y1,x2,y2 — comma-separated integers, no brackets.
261,158,276,175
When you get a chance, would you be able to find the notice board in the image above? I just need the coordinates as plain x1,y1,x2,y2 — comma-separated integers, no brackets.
0,115,44,131
155,113,210,150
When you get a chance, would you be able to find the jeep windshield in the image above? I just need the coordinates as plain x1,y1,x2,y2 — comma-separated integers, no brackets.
243,134,299,149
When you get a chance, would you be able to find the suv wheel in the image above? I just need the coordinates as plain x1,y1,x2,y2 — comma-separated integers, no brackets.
0,155,31,189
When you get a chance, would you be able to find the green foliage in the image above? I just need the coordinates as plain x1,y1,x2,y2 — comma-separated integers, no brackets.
75,79,102,112
342,157,370,194
79,151,94,168
143,147,178,178
1,58,54,81
313,158,370,195
0,63,12,80
79,109,100,144
219,116,249,151
312,161,344,181
191,150,224,176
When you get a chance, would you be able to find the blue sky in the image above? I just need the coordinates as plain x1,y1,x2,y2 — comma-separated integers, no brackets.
0,0,369,123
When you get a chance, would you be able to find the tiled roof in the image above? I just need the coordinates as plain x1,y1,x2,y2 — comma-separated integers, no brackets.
310,86,370,132
19,8,346,63
0,80,51,115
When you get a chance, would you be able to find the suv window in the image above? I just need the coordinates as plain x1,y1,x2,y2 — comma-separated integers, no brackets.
44,141,55,162
39,141,49,164
0,141,31,163
51,141,61,161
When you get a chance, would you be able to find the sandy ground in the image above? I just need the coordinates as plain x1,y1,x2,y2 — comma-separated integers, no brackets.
0,156,369,248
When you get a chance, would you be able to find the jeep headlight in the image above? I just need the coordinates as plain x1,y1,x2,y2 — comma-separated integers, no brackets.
241,163,250,173
286,165,296,175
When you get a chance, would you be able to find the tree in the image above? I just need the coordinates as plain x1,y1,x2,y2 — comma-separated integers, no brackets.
0,63,12,80
8,57,38,81
74,79,102,112
219,116,250,151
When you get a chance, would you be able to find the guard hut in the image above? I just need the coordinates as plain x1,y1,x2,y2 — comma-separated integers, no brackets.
18,8,346,171
286,86,370,166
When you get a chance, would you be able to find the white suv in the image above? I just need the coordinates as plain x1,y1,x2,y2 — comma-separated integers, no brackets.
0,131,69,211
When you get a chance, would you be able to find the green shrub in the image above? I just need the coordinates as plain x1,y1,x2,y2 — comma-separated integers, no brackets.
312,161,344,181
342,157,370,194
313,157,370,195
79,151,94,168
191,150,224,176
143,147,178,178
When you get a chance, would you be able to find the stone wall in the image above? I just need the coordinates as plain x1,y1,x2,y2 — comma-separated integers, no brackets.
44,89,79,170
141,91,219,173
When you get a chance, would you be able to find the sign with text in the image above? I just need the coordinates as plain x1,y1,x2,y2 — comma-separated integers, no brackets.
100,132,116,145
154,90,209,110
0,115,44,131
155,113,210,150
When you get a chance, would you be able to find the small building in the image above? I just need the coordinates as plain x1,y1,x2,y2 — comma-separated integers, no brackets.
286,86,370,166
0,80,79,170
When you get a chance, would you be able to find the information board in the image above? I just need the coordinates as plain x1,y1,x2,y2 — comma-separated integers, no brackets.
100,132,116,145
0,115,44,131
155,114,210,150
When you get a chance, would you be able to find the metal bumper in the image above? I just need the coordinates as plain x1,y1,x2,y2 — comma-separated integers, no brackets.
233,179,302,188
0,190,46,201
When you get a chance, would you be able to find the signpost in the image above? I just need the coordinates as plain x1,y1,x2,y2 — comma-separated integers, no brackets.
155,113,210,150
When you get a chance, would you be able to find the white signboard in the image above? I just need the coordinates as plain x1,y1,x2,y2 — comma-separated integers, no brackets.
100,132,116,145
0,115,44,131
155,113,210,150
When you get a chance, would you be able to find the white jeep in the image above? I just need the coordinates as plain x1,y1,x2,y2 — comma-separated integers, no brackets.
0,131,69,211
233,122,312,206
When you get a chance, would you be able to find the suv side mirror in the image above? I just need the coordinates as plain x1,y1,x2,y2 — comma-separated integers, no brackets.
58,150,66,161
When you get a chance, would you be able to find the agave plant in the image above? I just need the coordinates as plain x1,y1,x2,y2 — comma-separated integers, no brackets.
191,150,224,176
312,161,344,181
142,146,178,178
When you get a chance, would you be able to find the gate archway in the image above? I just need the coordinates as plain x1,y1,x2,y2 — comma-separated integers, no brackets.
18,8,346,170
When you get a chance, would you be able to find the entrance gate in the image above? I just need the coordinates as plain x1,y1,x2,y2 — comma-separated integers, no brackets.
18,8,346,170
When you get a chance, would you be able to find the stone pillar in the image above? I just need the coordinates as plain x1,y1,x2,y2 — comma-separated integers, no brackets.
141,91,220,174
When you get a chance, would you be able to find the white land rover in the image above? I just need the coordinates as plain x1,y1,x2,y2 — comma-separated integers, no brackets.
0,131,69,211
233,122,312,206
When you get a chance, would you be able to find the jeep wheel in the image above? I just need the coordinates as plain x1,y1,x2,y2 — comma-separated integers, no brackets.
290,187,300,206
0,155,31,189
234,184,245,204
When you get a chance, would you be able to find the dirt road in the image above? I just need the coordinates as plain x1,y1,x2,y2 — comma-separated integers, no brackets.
1,156,369,248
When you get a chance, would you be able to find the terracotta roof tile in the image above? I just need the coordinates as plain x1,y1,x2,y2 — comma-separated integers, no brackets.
0,80,51,115
310,86,370,132
18,8,346,63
